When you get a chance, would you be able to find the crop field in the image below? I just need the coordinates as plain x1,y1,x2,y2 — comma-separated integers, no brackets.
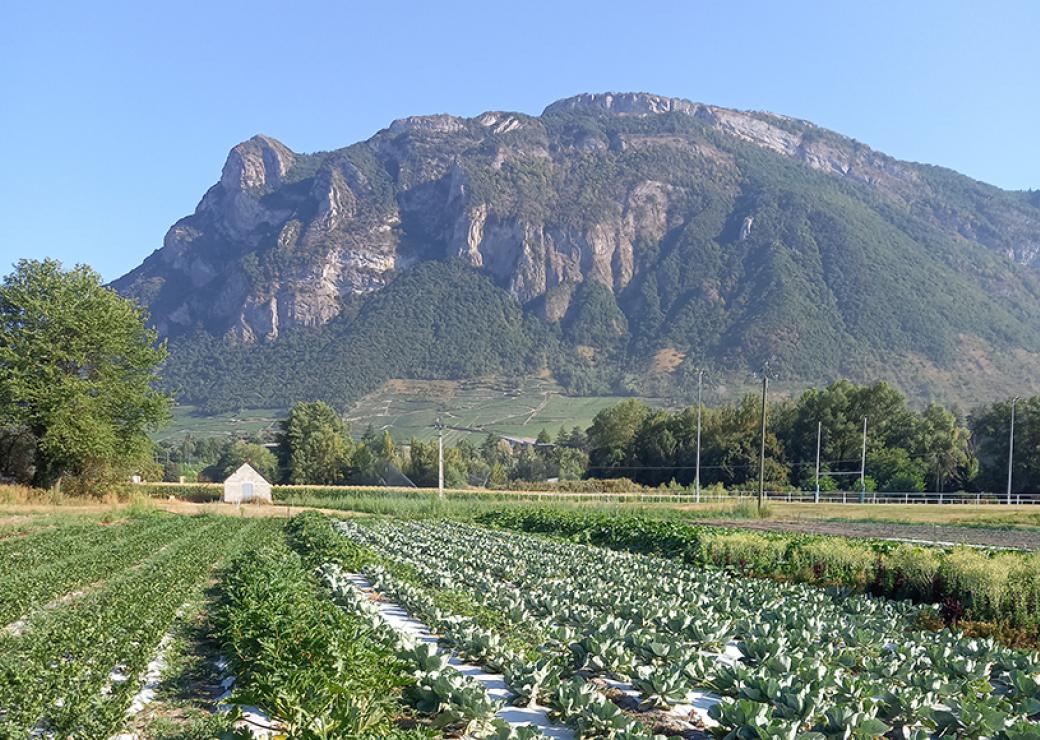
342,378,664,443
3,508,1039,739
0,511,277,738
334,518,1040,739
157,378,652,444
155,405,286,442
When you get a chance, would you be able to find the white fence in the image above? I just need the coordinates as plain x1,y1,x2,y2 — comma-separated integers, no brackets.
496,490,1040,505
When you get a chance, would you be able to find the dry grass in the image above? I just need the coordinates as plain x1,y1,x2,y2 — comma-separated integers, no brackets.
0,497,356,521
3,481,1039,529
674,501,1040,528
651,347,686,374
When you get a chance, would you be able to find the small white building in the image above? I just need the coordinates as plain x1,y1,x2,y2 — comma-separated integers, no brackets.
222,463,272,504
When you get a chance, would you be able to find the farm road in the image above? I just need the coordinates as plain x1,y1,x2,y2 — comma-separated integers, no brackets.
692,518,1040,550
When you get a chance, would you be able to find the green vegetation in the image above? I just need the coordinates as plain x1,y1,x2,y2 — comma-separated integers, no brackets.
139,102,1040,413
342,377,641,444
0,514,196,626
339,517,1040,737
155,405,284,444
153,379,1040,499
161,261,550,414
215,533,424,737
584,380,976,492
0,259,171,490
277,401,354,484
477,508,1040,642
0,512,262,737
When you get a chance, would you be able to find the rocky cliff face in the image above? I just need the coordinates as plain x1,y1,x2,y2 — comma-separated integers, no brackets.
114,92,1040,343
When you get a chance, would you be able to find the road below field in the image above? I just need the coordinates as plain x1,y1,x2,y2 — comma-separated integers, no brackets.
691,518,1040,550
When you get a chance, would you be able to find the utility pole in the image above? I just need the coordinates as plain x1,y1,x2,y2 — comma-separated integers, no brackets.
695,369,703,504
1007,397,1018,505
859,417,868,504
437,417,445,499
814,420,822,504
758,375,768,513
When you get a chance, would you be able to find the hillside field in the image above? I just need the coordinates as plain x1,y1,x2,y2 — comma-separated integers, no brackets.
342,377,671,443
159,378,669,444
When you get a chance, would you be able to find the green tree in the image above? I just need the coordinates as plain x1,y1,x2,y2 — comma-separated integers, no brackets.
917,403,973,491
0,259,170,489
701,395,788,489
276,401,353,484
405,438,438,487
971,396,1040,493
218,441,278,481
555,446,589,481
587,399,650,477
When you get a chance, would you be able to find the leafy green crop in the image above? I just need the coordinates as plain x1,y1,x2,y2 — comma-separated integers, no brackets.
333,518,1040,739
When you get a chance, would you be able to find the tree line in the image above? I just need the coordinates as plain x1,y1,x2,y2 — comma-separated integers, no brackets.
154,381,1040,494
156,400,592,489
2,258,1037,495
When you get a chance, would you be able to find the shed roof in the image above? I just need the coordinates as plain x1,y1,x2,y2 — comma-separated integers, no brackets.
224,463,270,485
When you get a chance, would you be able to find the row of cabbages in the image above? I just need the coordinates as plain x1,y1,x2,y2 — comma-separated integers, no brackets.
335,520,1040,739
321,562,661,739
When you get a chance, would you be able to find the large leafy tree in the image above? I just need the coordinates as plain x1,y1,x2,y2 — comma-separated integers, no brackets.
0,259,170,489
971,396,1040,494
586,399,650,475
276,401,353,484
217,441,279,482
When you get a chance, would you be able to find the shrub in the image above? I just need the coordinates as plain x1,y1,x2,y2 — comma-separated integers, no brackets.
703,532,787,573
938,549,1014,622
1004,554,1040,634
881,544,941,602
790,539,876,588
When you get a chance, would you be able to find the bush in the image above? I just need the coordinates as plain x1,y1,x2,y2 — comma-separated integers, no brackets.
790,539,876,588
938,549,1015,622
703,532,788,573
881,544,941,602
1004,554,1040,634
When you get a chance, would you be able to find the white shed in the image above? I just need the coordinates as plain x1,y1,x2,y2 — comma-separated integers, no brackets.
222,463,272,504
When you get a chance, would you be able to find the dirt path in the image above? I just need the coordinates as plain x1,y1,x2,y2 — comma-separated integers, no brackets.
692,518,1040,550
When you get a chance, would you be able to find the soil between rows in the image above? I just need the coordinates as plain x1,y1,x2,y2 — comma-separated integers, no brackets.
691,518,1040,550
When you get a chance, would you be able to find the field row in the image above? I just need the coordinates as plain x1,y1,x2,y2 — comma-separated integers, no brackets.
335,518,1040,738
0,512,270,738
477,509,1040,640
5,510,1038,738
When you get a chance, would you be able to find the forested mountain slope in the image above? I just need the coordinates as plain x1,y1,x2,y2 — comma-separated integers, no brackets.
114,93,1040,411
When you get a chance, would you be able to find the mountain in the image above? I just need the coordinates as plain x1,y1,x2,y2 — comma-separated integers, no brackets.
114,92,1040,412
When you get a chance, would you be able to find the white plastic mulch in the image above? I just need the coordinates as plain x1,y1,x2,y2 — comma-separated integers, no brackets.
345,572,574,739
214,657,281,739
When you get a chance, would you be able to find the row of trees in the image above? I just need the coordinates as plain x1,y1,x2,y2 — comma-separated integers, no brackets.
155,381,1038,494
586,381,1033,493
155,401,591,488
3,259,1036,495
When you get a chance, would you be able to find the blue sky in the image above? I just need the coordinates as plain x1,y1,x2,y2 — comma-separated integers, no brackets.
1,0,1037,281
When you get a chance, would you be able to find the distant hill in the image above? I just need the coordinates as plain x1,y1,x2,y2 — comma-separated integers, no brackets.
114,92,1040,412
